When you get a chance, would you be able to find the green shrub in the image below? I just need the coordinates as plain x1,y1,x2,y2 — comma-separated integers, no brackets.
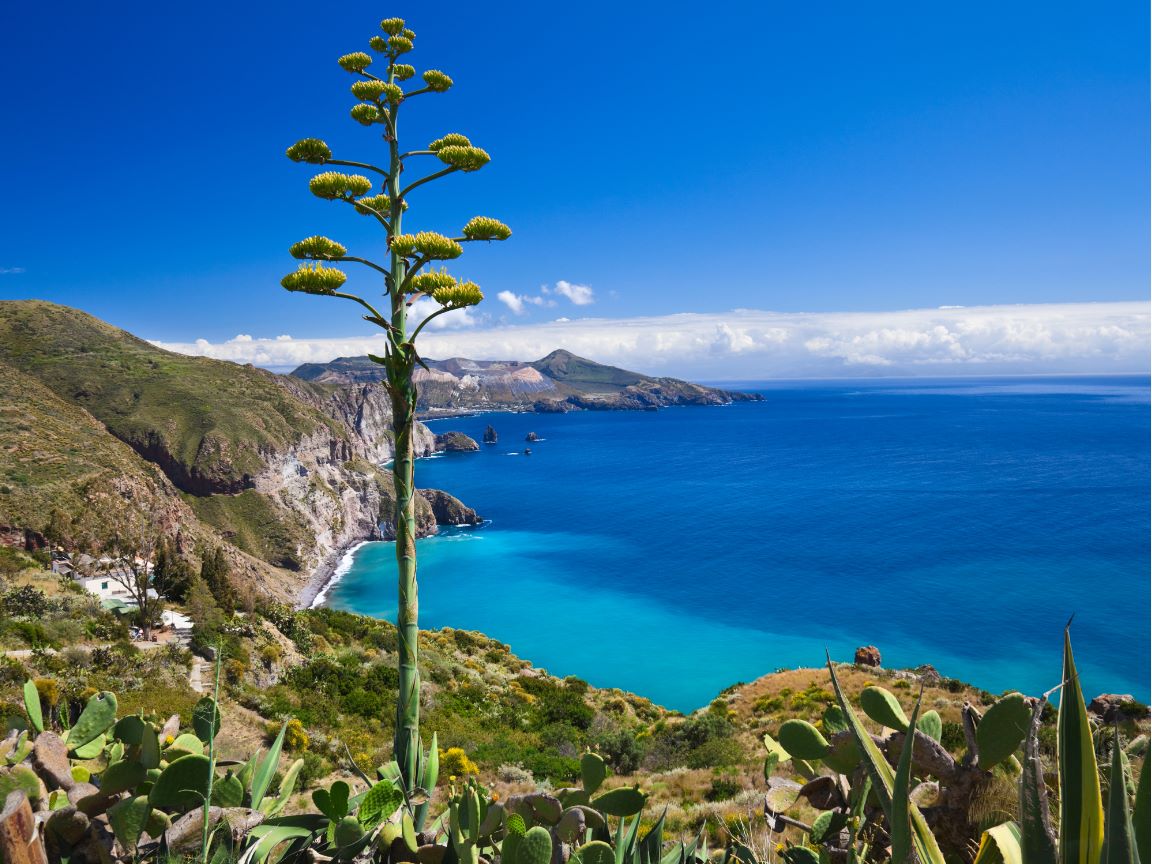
940,721,966,753
704,777,742,802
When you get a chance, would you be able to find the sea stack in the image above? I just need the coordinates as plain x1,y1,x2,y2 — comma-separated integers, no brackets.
525,431,539,442
483,424,498,445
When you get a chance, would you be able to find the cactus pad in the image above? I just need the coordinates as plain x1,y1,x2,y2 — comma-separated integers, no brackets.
916,710,943,743
68,691,117,750
590,786,647,817
778,719,831,760
518,826,553,864
976,693,1030,768
580,752,607,796
858,686,909,731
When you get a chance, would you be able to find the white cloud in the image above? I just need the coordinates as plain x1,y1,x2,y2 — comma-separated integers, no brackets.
497,290,525,314
498,290,554,315
552,280,595,306
151,301,1151,379
0,267,25,275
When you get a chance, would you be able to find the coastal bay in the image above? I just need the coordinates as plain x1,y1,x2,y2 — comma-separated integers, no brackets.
321,376,1151,711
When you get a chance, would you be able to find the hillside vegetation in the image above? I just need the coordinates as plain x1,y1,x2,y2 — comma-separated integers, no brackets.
0,301,460,600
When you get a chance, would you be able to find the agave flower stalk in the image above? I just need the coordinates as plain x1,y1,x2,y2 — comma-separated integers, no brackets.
282,16,509,800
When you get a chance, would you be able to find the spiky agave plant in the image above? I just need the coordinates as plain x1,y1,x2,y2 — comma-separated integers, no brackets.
282,16,509,800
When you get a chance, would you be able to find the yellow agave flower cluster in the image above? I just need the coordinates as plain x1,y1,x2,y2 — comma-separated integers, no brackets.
391,231,463,260
409,271,483,308
409,271,456,294
350,104,383,126
432,280,483,308
289,236,347,260
355,194,406,216
281,263,347,294
309,172,373,200
285,138,331,165
462,216,512,241
428,133,471,152
337,52,372,73
436,145,490,172
422,70,453,92
351,80,400,103
394,64,416,82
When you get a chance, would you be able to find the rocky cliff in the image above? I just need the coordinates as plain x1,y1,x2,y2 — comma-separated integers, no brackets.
0,301,468,603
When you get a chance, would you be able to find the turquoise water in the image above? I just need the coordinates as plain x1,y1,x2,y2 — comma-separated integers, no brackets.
323,377,1151,711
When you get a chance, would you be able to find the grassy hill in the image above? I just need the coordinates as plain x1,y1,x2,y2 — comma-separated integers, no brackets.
0,301,448,600
0,300,339,495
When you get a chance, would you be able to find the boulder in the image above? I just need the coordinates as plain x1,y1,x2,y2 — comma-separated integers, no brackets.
418,490,483,527
854,645,881,668
1088,693,1140,723
525,432,539,442
482,425,498,444
434,432,479,452
31,733,74,791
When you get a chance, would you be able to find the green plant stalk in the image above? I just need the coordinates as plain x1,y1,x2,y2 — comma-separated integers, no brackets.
378,57,421,801
200,651,222,864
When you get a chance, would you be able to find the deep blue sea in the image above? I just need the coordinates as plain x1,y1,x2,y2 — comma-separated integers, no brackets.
322,377,1151,712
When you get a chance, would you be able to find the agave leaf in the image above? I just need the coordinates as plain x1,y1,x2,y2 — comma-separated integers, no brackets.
826,655,946,864
1058,627,1104,864
262,758,304,817
972,822,1023,864
237,825,313,864
1133,754,1149,864
891,691,924,864
1102,730,1138,864
251,722,288,808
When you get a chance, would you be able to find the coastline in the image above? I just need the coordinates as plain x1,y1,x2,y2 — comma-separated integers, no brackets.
297,539,372,610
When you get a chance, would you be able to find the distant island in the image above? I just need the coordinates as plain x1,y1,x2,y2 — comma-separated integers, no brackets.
292,349,762,416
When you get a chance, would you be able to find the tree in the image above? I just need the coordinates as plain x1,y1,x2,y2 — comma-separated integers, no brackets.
154,537,194,602
105,526,164,641
199,546,236,614
282,15,509,798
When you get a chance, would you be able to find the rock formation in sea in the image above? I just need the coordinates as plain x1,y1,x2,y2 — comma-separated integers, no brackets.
854,645,882,667
525,432,539,442
417,489,483,527
483,425,498,444
435,431,480,452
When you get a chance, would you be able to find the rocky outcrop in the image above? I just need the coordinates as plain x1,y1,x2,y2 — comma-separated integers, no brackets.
1088,693,1141,723
418,489,483,527
435,432,480,452
483,425,498,444
854,645,882,667
525,432,539,442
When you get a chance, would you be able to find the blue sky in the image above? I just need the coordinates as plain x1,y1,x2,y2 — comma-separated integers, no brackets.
1,1,1148,376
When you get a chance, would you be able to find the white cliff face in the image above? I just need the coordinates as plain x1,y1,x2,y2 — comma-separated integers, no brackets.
251,381,438,578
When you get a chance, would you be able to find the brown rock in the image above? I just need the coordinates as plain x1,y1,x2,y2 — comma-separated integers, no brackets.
854,645,882,667
46,805,89,846
31,733,74,791
1088,693,1139,723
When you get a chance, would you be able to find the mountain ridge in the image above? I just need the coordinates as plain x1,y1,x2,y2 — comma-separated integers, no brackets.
291,349,762,414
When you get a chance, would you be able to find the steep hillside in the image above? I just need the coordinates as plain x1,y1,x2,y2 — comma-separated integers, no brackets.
292,349,761,414
0,301,466,600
